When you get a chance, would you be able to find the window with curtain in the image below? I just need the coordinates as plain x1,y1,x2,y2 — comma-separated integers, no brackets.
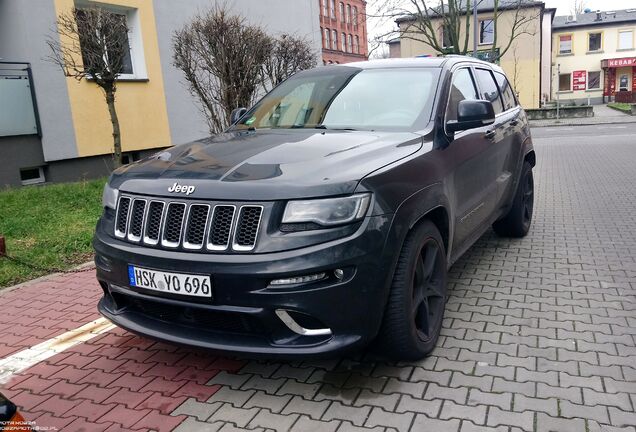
618,30,633,50
559,34,572,54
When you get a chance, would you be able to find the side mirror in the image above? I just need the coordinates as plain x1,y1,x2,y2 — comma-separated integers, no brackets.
230,107,248,125
446,100,495,133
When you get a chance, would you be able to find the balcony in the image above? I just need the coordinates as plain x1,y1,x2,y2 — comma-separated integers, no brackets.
0,62,40,137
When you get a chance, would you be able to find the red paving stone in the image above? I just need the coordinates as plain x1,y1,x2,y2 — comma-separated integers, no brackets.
0,269,252,431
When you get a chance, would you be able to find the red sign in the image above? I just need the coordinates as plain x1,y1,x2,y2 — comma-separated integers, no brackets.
573,70,587,91
608,57,636,68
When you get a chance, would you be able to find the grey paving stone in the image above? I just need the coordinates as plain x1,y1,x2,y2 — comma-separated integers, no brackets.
322,401,372,426
248,409,299,431
460,420,508,432
207,371,251,389
467,389,512,410
208,404,260,428
171,398,221,421
244,390,292,413
450,372,493,392
241,375,286,395
560,400,610,424
424,382,468,404
290,415,340,432
583,388,633,411
282,395,331,420
512,394,558,417
411,414,460,431
486,407,534,431
172,418,222,432
381,378,426,398
276,379,322,399
365,406,414,432
535,413,586,432
395,394,442,416
609,407,636,428
207,387,256,407
353,389,400,411
440,400,487,424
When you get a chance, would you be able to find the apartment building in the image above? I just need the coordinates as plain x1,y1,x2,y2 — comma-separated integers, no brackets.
553,9,636,104
0,0,321,187
396,0,555,109
319,0,368,64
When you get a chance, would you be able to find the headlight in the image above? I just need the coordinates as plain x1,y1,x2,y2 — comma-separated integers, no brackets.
102,183,119,210
282,193,371,227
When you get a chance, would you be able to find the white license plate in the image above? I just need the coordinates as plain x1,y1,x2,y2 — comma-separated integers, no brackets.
128,265,212,298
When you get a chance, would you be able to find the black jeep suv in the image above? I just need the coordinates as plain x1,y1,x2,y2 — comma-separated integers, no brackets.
94,57,535,359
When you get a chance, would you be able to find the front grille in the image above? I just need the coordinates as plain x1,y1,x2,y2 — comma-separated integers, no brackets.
114,195,263,252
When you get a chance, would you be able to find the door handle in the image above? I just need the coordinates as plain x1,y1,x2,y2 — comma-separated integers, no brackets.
484,130,496,139
510,119,519,126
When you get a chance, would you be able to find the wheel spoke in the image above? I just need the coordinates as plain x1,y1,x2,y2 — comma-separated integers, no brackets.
420,242,437,282
417,298,430,336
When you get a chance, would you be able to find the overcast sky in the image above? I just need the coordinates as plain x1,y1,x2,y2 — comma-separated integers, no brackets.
368,0,636,56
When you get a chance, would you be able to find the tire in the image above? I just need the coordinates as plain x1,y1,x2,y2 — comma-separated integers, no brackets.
492,161,534,238
377,220,447,360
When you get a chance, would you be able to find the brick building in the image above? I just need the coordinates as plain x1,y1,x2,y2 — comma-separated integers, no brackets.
319,0,368,64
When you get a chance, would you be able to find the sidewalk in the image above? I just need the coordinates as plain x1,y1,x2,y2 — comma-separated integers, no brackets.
529,103,636,127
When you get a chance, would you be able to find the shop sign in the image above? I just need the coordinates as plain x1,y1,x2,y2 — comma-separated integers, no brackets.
607,57,636,68
573,70,586,90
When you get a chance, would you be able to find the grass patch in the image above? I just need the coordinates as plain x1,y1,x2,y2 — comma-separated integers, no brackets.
607,102,633,114
0,178,105,288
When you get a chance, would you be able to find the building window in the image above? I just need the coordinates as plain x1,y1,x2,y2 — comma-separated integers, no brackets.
559,73,571,91
354,35,360,53
479,19,494,44
618,30,634,50
20,166,45,186
587,71,601,90
330,0,335,18
332,30,338,50
322,0,328,17
339,2,345,22
588,32,602,52
559,34,572,54
341,32,346,51
347,34,353,53
324,28,330,48
352,6,358,27
76,6,147,80
346,4,351,24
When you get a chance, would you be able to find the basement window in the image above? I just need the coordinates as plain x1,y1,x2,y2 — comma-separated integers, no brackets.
20,166,45,185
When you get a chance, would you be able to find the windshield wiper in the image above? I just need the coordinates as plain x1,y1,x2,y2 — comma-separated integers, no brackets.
314,125,357,131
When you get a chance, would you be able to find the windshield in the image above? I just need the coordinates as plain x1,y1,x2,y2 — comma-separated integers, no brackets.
233,67,440,132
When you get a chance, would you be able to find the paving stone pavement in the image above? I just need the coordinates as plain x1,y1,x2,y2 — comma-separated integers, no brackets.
1,132,635,431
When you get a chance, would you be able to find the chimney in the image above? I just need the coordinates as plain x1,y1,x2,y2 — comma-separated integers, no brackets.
595,10,602,21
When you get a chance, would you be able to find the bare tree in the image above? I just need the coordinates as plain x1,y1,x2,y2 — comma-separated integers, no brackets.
173,7,316,133
571,0,588,16
47,7,130,168
370,0,541,63
263,34,317,89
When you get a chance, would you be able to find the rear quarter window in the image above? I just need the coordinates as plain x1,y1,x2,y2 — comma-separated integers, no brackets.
494,72,517,111
474,68,504,115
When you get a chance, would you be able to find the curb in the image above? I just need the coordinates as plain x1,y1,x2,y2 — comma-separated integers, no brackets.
0,260,95,296
529,119,636,128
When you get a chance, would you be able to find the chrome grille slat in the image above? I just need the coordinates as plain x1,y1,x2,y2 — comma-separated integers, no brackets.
161,203,186,248
114,196,263,252
233,205,263,251
114,197,131,238
207,205,236,251
143,201,165,245
127,199,147,242
183,204,210,250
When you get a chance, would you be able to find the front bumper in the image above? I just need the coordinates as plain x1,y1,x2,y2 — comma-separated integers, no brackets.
94,214,395,357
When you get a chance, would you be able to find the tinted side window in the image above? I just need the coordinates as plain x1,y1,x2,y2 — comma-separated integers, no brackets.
494,72,517,111
474,68,503,115
446,68,479,122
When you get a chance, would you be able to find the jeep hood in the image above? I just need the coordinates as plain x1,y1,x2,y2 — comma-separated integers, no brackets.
110,129,423,200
